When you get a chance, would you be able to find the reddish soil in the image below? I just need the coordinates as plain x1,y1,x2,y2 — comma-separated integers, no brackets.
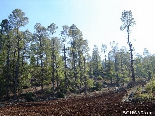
0,91,155,116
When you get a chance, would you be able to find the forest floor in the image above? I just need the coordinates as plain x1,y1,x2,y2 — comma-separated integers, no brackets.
0,86,155,115
1,80,155,115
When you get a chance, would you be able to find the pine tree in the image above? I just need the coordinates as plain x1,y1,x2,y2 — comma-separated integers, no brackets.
120,10,136,82
8,9,28,100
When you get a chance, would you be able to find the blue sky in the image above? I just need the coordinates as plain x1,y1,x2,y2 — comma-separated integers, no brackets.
0,0,155,59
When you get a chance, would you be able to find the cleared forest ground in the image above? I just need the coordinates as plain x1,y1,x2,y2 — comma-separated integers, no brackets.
0,90,155,116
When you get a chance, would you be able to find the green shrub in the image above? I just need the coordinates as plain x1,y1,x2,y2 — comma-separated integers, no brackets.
22,80,31,89
137,87,141,92
55,85,68,94
87,78,94,88
145,79,155,92
24,92,35,102
152,86,155,92
44,80,50,85
134,89,153,102
44,88,52,94
145,84,152,92
97,76,103,80
22,85,30,89
136,93,153,101
91,81,102,91
57,91,65,98
69,87,78,93
123,78,130,83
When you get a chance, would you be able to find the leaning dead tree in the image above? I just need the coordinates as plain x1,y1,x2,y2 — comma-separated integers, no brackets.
120,10,136,82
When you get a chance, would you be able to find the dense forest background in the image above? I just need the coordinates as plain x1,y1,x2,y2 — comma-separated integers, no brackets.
0,9,155,101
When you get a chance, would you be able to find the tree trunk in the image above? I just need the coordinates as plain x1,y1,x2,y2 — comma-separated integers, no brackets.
79,56,82,88
12,50,16,94
63,44,67,89
72,41,77,91
52,40,55,92
116,73,119,87
39,36,44,92
84,58,87,96
41,59,43,91
15,30,20,100
128,26,135,82
6,40,10,100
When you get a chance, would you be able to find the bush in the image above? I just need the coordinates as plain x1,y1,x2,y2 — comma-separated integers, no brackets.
22,85,30,89
134,86,153,102
57,91,65,98
97,76,103,80
55,85,69,94
145,79,155,92
137,87,141,92
44,80,50,85
87,78,94,88
21,78,31,89
135,93,153,102
152,86,155,92
24,92,35,102
145,84,152,92
123,78,130,83
44,88,52,94
69,87,78,93
91,82,102,91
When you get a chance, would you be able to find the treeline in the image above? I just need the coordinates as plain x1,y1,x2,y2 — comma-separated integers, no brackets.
0,9,155,100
